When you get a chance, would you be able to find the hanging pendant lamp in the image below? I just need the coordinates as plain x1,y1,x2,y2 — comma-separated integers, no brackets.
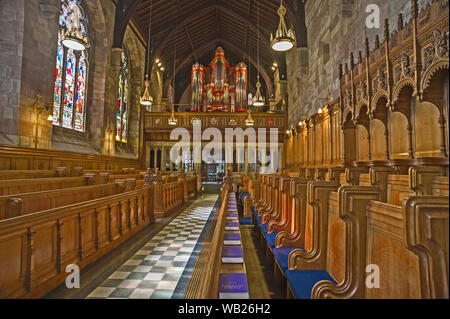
270,0,296,52
168,44,178,126
245,109,255,126
140,0,154,108
253,1,265,108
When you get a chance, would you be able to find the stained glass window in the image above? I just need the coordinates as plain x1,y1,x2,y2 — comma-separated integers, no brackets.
52,0,88,132
116,50,130,143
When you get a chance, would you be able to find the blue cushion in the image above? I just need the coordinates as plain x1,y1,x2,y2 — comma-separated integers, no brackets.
273,248,297,274
239,218,252,225
265,233,277,248
285,270,337,299
260,223,268,234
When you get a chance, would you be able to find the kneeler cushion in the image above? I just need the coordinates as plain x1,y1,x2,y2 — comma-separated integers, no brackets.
272,248,298,274
285,270,337,299
265,232,277,248
260,223,268,234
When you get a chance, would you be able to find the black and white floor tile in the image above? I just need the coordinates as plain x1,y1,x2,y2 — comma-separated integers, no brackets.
86,194,219,299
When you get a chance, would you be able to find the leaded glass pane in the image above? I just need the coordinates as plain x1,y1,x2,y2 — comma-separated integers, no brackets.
74,51,86,131
62,49,75,128
53,34,64,126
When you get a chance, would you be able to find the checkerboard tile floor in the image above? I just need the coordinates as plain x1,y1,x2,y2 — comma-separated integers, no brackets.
86,194,219,299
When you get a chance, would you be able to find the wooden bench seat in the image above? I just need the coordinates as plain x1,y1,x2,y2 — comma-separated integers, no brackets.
0,168,67,180
0,181,130,220
0,174,99,196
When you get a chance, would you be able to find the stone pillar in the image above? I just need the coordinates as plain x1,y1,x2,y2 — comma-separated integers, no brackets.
244,146,249,174
161,146,166,172
102,47,123,156
154,148,158,170
278,144,284,172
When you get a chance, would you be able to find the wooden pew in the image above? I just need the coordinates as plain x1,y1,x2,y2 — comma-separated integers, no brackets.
0,174,99,196
365,195,449,298
0,168,67,180
0,181,132,220
285,185,381,299
284,166,448,298
0,186,154,298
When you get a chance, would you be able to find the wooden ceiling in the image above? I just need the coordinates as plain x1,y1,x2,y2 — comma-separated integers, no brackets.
115,0,307,98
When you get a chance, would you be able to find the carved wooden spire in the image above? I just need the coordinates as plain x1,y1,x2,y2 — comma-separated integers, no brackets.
398,13,404,30
384,18,390,41
365,37,370,57
411,0,418,18
375,35,380,49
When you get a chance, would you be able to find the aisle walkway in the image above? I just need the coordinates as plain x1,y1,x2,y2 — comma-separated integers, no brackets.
86,194,219,299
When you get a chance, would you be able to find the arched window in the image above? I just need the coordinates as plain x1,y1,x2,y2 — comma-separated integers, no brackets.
52,0,89,132
116,50,130,143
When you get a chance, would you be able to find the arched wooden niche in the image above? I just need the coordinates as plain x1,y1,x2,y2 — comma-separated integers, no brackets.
390,85,414,160
355,104,370,163
342,109,356,166
420,67,449,159
371,97,389,162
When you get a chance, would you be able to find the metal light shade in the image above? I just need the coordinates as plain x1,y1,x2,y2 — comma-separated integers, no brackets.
252,81,265,107
140,78,153,107
245,110,255,126
61,29,88,51
270,2,296,52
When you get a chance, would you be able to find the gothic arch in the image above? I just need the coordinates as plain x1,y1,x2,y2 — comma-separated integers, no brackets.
420,61,449,99
371,91,389,114
392,78,416,107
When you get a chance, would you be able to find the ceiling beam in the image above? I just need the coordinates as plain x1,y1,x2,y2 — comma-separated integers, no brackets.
112,0,144,49
150,3,272,67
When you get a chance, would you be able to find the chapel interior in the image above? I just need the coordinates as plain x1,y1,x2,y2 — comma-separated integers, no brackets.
0,0,448,300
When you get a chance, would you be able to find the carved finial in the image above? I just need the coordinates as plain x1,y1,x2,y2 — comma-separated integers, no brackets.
384,19,390,41
350,52,355,68
375,35,380,49
339,64,343,79
398,13,404,30
358,51,363,64
365,38,370,57
345,63,349,74
411,0,418,18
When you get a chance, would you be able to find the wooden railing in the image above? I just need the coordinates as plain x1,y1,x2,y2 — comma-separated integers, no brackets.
0,146,140,171
196,187,230,299
0,186,154,298
162,182,183,213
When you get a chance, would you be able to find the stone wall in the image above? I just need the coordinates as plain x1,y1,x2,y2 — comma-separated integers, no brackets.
0,0,24,146
0,0,146,160
286,0,433,128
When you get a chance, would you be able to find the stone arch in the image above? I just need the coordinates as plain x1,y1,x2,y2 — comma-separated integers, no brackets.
51,0,109,154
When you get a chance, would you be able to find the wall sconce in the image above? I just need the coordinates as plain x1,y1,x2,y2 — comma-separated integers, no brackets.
106,126,113,156
31,93,52,149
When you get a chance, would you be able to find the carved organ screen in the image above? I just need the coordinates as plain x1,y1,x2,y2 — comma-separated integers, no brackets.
191,47,247,112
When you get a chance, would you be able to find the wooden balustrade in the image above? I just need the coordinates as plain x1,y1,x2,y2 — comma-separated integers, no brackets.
0,186,154,298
